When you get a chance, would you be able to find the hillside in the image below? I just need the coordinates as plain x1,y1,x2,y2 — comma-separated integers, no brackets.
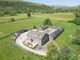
0,1,53,16
0,0,21,1
0,0,80,17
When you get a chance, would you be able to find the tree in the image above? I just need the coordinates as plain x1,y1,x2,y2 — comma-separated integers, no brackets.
43,18,52,26
11,18,15,22
72,29,80,45
68,13,80,25
27,12,31,17
27,9,31,17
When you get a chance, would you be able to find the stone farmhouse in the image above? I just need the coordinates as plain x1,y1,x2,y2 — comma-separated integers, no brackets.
15,25,63,49
26,30,49,48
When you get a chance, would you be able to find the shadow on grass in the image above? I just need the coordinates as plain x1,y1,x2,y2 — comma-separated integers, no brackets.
0,34,11,40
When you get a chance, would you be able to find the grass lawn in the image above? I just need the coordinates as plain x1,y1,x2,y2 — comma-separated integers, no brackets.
0,12,79,60
0,31,4,35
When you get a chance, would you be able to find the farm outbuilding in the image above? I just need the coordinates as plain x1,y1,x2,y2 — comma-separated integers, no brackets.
38,25,64,40
15,25,63,49
24,30,49,48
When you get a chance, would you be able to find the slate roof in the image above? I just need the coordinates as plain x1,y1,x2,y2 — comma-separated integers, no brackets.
39,25,64,40
50,28,64,39
27,30,47,40
27,25,64,40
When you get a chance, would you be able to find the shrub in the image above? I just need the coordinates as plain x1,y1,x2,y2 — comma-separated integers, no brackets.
33,26,36,29
72,29,80,45
27,10,31,17
11,18,15,22
72,39,80,45
27,12,31,17
4,11,10,15
68,17,80,25
43,18,52,26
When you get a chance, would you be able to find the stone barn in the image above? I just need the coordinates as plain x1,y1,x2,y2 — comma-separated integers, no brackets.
38,25,64,40
25,30,49,48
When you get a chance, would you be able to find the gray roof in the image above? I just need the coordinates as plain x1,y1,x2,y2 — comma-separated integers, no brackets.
50,28,64,39
27,31,47,40
27,25,64,40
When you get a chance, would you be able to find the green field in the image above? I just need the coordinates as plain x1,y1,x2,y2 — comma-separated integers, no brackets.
0,13,75,23
0,12,80,60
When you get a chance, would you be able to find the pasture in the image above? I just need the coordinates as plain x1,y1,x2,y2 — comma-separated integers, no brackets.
0,12,79,60
0,12,75,23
